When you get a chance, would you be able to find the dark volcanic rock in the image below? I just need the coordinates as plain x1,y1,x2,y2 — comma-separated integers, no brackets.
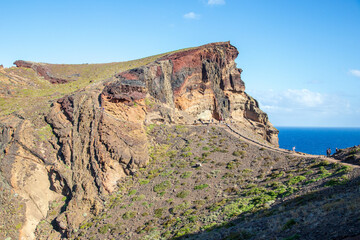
333,145,360,165
102,74,147,105
13,60,70,84
56,96,75,122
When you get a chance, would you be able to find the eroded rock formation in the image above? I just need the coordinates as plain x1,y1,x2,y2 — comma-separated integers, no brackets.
0,42,278,239
13,60,70,84
101,42,278,144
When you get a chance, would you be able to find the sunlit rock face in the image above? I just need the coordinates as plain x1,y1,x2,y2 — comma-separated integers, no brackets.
0,41,278,239
102,41,278,145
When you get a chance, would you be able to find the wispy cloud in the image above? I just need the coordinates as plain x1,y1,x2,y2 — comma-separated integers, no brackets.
349,69,360,77
283,89,324,108
183,12,200,20
249,88,350,114
207,0,226,5
248,88,356,126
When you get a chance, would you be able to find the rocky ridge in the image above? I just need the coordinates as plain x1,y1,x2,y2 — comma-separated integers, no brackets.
0,42,279,239
13,60,72,84
333,145,360,166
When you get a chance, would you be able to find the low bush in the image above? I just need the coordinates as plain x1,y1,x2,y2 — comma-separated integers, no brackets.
154,181,172,193
194,184,209,190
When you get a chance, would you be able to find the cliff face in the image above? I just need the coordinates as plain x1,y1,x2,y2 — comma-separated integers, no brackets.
0,42,278,239
102,42,278,144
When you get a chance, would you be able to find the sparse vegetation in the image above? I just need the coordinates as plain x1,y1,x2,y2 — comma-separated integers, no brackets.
232,150,246,157
68,124,358,240
194,184,209,190
153,181,172,193
180,171,193,179
176,190,190,198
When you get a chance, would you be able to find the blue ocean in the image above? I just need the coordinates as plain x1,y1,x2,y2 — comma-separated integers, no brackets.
277,127,360,155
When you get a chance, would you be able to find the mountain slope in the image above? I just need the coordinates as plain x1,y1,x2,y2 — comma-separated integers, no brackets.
1,42,358,240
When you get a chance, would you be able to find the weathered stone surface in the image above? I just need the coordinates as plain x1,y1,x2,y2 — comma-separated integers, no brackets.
101,41,278,145
333,145,360,165
0,116,60,240
1,41,279,239
44,86,149,236
13,60,70,84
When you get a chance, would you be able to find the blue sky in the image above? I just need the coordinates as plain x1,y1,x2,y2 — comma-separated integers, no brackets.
1,0,359,127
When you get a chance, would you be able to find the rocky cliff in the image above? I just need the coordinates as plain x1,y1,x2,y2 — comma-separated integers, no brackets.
102,42,278,144
0,42,278,239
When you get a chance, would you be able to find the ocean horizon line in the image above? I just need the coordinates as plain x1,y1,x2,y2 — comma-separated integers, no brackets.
275,126,360,129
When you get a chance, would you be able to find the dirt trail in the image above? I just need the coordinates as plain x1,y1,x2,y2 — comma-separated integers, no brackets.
223,123,359,169
98,108,359,169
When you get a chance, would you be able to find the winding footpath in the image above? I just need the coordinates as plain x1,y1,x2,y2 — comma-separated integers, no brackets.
223,123,359,169
98,108,359,169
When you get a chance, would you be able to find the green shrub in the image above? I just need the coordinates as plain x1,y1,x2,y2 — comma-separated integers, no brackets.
232,150,246,157
181,152,193,157
139,179,150,185
182,146,192,152
287,176,306,185
154,208,165,218
132,194,145,201
147,124,155,133
128,189,137,196
176,190,190,198
161,170,174,176
154,181,172,193
180,171,193,179
188,215,198,222
202,152,210,158
98,224,111,234
226,162,234,169
171,201,190,214
325,176,349,186
271,171,284,179
80,222,93,229
194,184,209,190
336,165,352,174
122,211,136,220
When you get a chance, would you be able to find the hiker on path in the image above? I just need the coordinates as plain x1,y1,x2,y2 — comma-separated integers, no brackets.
326,148,331,157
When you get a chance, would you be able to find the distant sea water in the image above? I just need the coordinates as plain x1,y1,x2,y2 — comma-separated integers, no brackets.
277,127,360,155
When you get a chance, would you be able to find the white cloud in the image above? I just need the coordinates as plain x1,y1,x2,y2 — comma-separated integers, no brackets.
207,0,225,5
248,88,355,126
183,12,200,19
283,89,324,107
349,69,360,77
249,88,350,113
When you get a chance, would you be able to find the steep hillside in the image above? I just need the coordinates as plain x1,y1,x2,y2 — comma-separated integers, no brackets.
333,145,360,166
61,124,356,240
0,42,358,240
